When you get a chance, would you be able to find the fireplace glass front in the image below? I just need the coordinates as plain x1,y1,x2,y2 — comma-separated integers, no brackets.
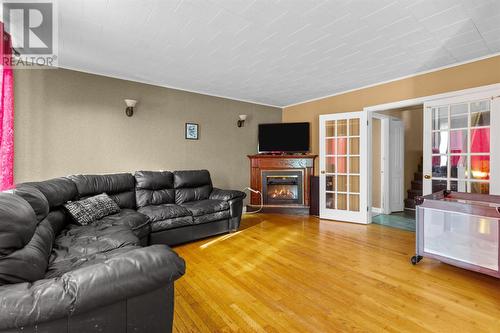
262,171,303,205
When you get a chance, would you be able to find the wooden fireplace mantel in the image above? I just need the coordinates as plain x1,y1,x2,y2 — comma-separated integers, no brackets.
248,154,317,208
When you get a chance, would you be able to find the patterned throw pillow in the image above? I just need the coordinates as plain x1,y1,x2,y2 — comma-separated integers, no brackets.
64,193,120,225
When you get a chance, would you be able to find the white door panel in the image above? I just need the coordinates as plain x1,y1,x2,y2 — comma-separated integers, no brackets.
319,112,368,224
423,89,500,195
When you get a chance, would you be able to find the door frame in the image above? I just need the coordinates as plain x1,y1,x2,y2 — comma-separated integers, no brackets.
372,113,405,215
364,83,500,222
388,117,405,212
371,113,404,214
372,113,390,214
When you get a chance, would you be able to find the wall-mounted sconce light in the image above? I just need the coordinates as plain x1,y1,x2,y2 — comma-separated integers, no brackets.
124,99,137,117
237,114,247,127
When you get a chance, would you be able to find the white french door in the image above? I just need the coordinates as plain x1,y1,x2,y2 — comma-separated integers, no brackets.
423,89,500,195
319,112,368,223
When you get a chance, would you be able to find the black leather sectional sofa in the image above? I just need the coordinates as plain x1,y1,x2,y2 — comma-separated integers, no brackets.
0,170,246,333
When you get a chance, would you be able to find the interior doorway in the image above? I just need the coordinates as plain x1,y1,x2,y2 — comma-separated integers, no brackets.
364,84,500,230
371,105,424,231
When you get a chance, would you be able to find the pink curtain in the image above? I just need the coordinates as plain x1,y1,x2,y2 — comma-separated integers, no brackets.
0,23,14,191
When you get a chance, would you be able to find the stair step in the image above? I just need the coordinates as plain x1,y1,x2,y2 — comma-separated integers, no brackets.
411,180,423,190
404,198,416,209
407,189,422,199
432,185,447,192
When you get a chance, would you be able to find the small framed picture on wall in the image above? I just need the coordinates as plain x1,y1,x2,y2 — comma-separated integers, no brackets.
185,123,199,140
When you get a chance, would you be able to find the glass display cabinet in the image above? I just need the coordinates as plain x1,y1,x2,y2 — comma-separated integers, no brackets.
412,190,500,278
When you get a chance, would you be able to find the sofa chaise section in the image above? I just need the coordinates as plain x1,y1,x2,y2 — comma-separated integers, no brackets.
0,177,185,333
68,173,151,245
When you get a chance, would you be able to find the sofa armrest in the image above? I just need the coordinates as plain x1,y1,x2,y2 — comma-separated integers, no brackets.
209,188,246,231
0,245,185,330
209,188,246,201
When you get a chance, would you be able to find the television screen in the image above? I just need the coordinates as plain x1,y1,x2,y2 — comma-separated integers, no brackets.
258,122,310,153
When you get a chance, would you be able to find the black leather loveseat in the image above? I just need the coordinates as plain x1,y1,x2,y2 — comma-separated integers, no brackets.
0,170,245,333
135,170,246,246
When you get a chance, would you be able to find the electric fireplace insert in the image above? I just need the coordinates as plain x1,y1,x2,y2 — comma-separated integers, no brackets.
261,170,303,205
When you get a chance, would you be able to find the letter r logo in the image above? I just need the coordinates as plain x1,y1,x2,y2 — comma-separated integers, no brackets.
3,2,53,54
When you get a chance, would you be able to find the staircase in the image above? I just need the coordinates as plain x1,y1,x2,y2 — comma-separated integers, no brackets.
404,158,448,209
404,162,422,210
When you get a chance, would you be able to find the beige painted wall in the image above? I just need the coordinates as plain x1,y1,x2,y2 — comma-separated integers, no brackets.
283,55,500,174
14,68,281,195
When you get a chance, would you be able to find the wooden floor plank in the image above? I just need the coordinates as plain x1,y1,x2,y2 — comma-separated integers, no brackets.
172,214,500,332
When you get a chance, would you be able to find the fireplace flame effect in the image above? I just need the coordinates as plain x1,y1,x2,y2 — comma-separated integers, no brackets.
270,187,296,200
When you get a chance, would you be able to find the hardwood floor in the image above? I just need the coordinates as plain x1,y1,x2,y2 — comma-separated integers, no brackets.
172,214,500,332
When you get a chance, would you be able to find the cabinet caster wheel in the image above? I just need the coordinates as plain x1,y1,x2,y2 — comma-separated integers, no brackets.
411,255,423,265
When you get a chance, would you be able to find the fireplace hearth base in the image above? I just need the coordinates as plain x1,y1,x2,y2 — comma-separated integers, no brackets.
246,204,311,215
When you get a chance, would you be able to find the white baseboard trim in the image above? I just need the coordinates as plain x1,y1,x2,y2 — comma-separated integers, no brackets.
372,207,383,216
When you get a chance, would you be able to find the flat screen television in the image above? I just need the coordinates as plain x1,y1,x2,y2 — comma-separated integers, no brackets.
258,122,310,153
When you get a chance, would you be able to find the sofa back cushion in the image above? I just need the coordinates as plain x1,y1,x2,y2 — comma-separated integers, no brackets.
69,174,136,209
22,178,78,210
0,193,62,285
12,184,50,222
0,217,55,285
135,171,175,208
0,193,38,256
174,170,213,204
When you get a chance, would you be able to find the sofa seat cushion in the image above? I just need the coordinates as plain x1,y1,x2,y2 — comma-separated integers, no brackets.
193,210,231,224
139,204,192,221
181,199,229,217
46,223,140,278
46,246,138,279
138,204,194,232
93,209,150,240
150,216,194,232
209,188,246,201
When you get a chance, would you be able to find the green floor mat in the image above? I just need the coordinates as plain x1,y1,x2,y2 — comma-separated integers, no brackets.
372,211,415,232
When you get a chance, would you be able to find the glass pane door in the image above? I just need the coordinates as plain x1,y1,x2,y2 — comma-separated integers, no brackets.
423,87,500,196
320,112,367,224
428,99,491,194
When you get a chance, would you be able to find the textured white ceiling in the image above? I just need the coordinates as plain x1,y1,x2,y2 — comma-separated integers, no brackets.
59,0,500,107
